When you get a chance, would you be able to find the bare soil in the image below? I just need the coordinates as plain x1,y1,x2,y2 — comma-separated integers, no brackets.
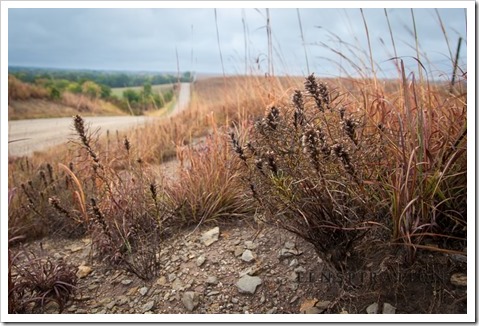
11,217,467,315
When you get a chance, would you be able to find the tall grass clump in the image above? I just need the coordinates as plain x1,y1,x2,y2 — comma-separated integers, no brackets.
232,72,467,275
232,74,389,275
69,115,169,280
165,115,254,228
383,64,467,262
8,238,77,313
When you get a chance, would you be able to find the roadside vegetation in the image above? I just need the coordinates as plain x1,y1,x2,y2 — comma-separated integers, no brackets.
8,71,181,119
8,9,467,314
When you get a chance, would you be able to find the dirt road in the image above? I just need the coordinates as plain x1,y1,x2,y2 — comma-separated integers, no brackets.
8,83,191,157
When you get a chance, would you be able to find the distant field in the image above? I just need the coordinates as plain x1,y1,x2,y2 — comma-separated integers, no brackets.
111,83,174,97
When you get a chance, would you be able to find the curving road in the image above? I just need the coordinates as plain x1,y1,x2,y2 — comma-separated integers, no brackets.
8,83,191,157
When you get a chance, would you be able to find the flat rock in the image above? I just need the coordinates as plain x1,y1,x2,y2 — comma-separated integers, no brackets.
241,249,256,262
236,275,262,294
76,265,92,279
196,255,206,267
168,273,177,282
450,273,467,287
121,279,133,285
366,303,379,314
382,303,396,314
142,300,155,312
201,227,220,247
284,241,296,250
315,301,331,312
139,287,149,296
206,276,218,285
182,292,200,312
279,248,301,258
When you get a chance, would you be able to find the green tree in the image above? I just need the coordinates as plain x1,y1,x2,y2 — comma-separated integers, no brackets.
122,89,140,103
100,84,112,99
67,82,82,94
82,81,101,99
49,86,61,100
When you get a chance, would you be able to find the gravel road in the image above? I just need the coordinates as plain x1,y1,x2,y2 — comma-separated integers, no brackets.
8,83,191,157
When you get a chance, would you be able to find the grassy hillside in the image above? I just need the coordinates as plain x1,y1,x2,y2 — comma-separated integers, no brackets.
110,83,174,98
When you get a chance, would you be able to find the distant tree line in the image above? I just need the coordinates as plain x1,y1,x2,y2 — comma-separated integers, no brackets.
9,67,192,88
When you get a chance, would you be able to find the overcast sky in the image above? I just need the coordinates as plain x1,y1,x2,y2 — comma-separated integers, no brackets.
8,7,467,79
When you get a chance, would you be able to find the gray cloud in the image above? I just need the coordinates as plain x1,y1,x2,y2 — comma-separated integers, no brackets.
8,7,467,79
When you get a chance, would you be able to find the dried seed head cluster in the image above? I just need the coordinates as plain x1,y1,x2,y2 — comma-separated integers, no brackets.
266,151,278,176
304,73,330,112
292,90,305,128
332,143,355,176
73,115,100,166
123,136,131,153
301,125,321,171
230,132,246,161
49,196,71,220
266,106,280,130
341,116,359,145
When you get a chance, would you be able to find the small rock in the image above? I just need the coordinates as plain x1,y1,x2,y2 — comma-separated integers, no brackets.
294,266,306,273
315,301,331,312
450,273,467,287
266,307,278,314
366,303,379,314
139,287,149,296
279,248,301,258
168,273,177,282
300,299,320,314
121,279,133,285
207,291,220,296
289,271,298,282
76,265,92,279
234,247,244,257
233,239,242,246
289,259,299,267
171,255,180,262
382,303,396,314
201,227,220,247
206,276,218,285
290,296,299,304
106,300,116,310
303,306,322,314
196,256,206,267
241,250,256,262
284,241,295,250
236,275,262,294
260,294,266,304
182,292,200,312
142,300,155,312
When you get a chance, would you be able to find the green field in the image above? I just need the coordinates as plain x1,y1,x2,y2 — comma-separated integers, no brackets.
111,83,174,97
